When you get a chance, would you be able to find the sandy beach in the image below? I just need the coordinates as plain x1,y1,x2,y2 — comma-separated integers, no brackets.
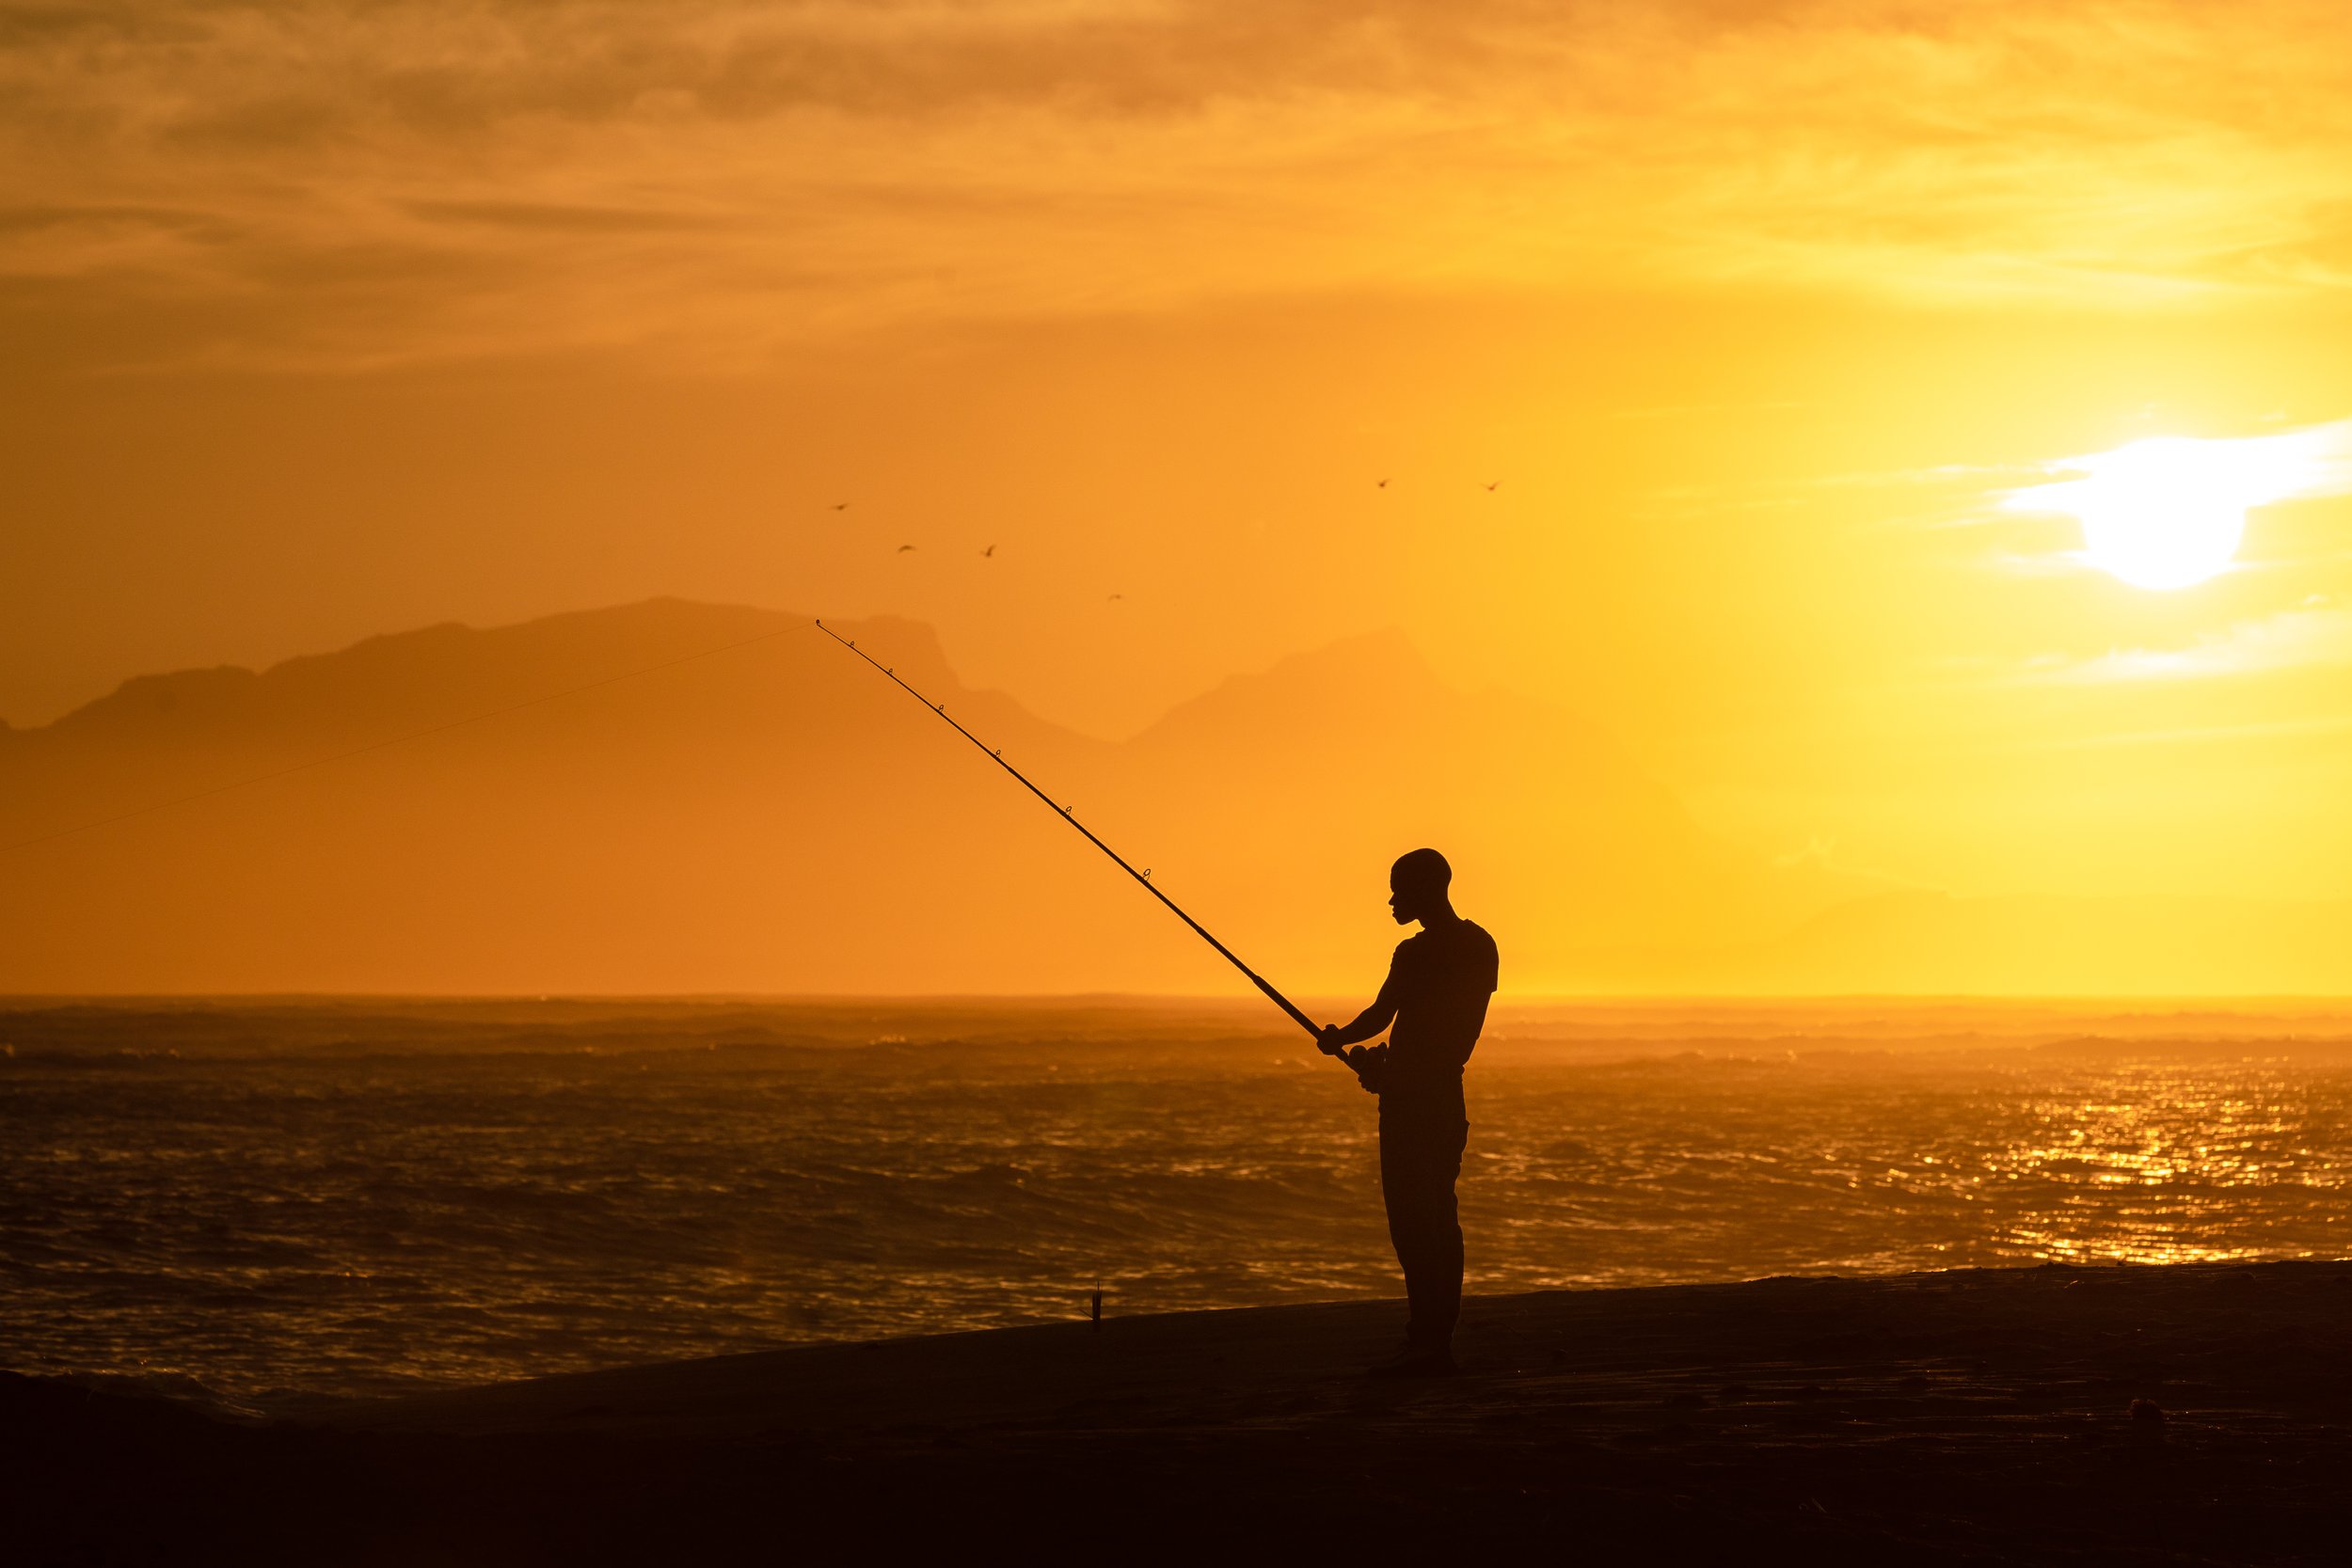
10,1259,2351,1564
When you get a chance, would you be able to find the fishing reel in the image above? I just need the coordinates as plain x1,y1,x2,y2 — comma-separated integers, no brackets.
1316,1025,1388,1092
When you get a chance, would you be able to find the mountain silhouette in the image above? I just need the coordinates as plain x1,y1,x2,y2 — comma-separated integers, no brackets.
3,601,1116,993
1104,628,1861,981
8,599,2344,994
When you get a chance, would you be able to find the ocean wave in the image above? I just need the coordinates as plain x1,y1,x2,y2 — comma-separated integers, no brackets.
6,999,2351,1400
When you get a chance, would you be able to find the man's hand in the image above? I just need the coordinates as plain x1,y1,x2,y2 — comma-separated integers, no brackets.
1316,1024,1347,1057
1346,1043,1388,1095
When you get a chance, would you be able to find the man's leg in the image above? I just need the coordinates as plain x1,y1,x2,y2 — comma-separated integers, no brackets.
1422,1119,1466,1348
1379,1114,1469,1355
1410,1117,1466,1350
1377,1129,1424,1342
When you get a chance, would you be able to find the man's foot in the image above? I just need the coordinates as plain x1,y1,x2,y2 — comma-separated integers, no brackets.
1366,1346,1458,1379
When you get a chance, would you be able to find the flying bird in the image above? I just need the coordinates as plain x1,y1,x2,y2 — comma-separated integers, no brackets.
1375,478,1390,489
897,544,916,553
1107,593,1124,601
1484,480,1502,492
980,545,995,558
832,502,850,511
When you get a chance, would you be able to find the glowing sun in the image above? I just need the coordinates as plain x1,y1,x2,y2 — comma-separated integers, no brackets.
2010,432,2326,590
2062,438,2248,589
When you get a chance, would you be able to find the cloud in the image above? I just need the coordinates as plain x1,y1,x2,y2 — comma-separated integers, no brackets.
402,199,730,233
8,1,2352,368
2022,599,2352,686
2002,420,2352,515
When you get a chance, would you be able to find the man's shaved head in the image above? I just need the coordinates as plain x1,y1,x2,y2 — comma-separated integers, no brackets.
1391,847,1452,897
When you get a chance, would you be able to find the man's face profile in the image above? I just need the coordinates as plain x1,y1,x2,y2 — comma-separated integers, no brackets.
1388,851,1448,926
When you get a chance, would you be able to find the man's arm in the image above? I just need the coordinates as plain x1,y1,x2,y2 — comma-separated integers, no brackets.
1317,968,1403,1056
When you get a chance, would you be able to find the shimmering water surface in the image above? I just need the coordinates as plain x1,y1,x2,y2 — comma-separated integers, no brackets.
5,998,2349,1405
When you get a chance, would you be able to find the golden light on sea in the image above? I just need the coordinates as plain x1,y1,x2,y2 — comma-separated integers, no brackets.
1992,1065,2335,1267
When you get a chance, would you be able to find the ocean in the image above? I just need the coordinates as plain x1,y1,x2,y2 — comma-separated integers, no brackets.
6,997,2349,1409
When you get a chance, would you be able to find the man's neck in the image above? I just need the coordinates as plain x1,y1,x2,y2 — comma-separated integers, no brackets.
1421,901,1462,931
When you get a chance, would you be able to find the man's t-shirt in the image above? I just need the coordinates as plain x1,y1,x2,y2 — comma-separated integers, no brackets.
1381,918,1499,1109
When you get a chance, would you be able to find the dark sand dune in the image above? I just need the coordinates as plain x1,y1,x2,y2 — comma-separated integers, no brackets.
10,1261,2352,1564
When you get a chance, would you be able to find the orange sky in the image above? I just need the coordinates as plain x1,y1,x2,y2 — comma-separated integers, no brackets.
10,0,2352,919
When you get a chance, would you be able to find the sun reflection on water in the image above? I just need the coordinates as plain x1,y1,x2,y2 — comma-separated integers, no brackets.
1978,1068,2330,1264
11,1003,2352,1402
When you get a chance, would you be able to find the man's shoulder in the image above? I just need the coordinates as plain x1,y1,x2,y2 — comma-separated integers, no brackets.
1397,920,1498,965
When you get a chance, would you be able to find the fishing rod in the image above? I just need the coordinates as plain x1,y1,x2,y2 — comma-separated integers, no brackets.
814,619,1356,1074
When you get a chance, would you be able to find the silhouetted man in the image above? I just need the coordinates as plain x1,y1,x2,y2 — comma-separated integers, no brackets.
1319,848,1498,1376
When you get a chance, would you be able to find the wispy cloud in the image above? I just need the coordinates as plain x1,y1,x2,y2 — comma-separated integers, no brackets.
2001,420,2352,518
2024,597,2352,686
9,1,2352,368
2023,710,2352,751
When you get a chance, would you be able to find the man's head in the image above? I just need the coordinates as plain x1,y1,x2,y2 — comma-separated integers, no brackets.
1388,847,1454,926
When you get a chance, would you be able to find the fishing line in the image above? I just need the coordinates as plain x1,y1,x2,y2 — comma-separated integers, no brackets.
4,617,825,855
814,619,1343,1058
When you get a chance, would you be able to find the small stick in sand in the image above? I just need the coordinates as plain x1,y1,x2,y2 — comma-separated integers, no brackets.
1090,1282,1104,1331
